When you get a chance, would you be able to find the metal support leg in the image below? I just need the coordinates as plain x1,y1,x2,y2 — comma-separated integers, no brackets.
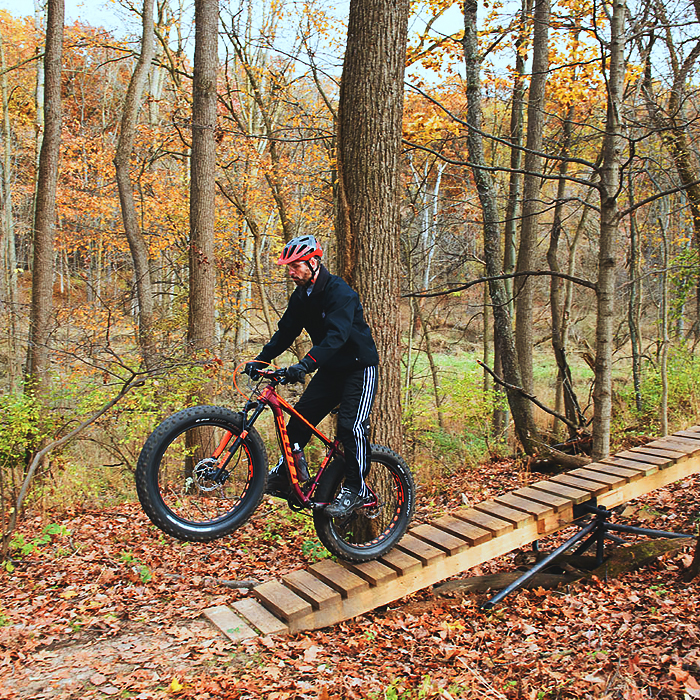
482,503,693,610
481,521,598,610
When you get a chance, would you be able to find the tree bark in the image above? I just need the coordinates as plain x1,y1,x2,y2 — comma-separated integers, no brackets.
547,106,584,438
188,0,218,354
114,0,157,370
26,0,63,391
591,0,626,461
514,0,550,394
462,0,539,454
336,0,409,450
0,34,19,392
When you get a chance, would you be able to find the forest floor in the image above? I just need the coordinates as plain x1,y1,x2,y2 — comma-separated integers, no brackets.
1,457,699,700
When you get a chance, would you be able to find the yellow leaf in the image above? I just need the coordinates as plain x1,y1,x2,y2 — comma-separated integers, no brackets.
169,678,184,693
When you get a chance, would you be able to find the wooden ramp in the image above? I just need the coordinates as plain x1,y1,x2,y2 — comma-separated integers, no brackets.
204,426,700,638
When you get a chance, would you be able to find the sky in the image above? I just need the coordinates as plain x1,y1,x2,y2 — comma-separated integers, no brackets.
3,0,124,28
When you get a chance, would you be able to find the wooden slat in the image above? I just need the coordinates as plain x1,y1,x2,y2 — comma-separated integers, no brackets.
672,430,700,441
380,547,423,576
252,580,313,622
395,532,446,566
512,486,571,511
453,508,513,537
583,462,644,483
530,479,591,504
551,473,610,496
494,492,554,519
309,560,370,599
601,456,659,476
203,605,258,641
648,438,700,455
616,449,672,466
410,523,470,555
432,515,492,545
473,500,534,529
232,598,288,635
567,467,626,487
629,446,686,461
282,569,342,611
344,559,397,587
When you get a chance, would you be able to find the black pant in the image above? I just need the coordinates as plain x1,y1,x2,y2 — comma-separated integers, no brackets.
287,365,378,493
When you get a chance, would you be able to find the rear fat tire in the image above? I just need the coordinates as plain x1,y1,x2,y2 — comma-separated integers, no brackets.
313,445,415,562
135,405,267,542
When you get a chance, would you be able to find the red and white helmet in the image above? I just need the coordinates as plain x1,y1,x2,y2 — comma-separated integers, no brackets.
277,235,323,265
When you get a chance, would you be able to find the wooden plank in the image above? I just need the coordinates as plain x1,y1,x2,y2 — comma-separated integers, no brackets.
551,473,610,496
380,547,423,576
616,449,672,466
601,456,659,476
282,569,342,611
567,467,626,487
432,515,492,545
512,486,571,511
453,508,513,537
395,532,446,566
582,462,644,483
232,598,288,635
672,430,700,441
252,580,313,623
473,500,534,528
629,445,686,461
648,438,700,455
493,492,554,519
410,523,470,555
529,479,591,504
344,559,397,587
203,605,258,641
309,559,370,599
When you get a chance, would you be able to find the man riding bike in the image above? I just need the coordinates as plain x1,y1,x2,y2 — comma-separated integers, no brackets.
244,235,379,518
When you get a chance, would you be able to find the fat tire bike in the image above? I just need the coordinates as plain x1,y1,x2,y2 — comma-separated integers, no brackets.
135,365,415,562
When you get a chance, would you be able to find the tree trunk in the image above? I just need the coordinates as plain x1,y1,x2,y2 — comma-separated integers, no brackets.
188,0,218,354
514,0,550,394
114,0,157,370
591,0,626,461
627,168,643,413
0,34,19,392
547,106,584,438
27,0,64,391
503,0,532,314
336,0,409,450
462,0,539,454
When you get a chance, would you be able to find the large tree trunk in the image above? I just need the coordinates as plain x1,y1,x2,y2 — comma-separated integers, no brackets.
514,0,550,394
114,0,157,370
188,0,218,354
462,0,539,454
591,0,626,461
336,0,409,450
27,0,64,391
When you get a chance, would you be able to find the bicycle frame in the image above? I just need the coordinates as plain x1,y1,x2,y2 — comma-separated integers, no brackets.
221,369,344,508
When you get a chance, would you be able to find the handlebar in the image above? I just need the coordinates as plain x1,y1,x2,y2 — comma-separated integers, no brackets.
245,366,303,385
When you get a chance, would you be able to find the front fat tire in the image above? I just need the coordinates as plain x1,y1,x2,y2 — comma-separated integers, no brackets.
313,445,415,562
135,405,267,542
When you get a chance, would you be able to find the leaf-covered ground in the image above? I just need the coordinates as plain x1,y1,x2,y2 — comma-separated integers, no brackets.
1,461,699,700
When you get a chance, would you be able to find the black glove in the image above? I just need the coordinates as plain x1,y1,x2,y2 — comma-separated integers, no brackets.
284,363,307,384
244,359,266,379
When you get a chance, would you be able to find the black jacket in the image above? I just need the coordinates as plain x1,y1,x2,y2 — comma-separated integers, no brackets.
258,265,379,372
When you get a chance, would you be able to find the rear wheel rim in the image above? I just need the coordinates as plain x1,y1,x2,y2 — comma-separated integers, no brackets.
328,456,406,551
